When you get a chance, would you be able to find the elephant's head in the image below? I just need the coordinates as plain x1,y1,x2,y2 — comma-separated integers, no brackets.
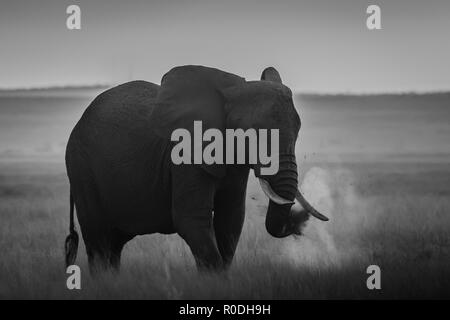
153,65,328,238
222,67,329,237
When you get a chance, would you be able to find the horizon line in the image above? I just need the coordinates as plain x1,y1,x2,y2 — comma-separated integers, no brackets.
0,83,449,96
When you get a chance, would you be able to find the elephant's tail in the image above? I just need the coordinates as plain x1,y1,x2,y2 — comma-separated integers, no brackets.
65,188,79,268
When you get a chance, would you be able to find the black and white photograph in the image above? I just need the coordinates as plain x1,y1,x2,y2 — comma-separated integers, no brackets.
0,0,449,301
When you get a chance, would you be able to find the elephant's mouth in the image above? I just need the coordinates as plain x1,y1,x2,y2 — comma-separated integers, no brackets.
258,178,329,238
258,178,329,222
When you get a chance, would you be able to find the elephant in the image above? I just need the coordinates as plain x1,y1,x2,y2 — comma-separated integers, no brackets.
64,65,329,273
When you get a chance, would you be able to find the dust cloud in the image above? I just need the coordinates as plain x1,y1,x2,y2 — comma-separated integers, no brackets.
282,166,371,268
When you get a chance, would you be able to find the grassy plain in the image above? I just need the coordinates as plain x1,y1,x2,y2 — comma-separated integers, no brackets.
0,90,449,299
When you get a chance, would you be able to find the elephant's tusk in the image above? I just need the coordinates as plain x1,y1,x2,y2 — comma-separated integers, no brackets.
295,190,329,221
258,179,294,205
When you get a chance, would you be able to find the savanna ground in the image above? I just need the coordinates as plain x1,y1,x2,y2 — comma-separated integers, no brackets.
0,89,449,299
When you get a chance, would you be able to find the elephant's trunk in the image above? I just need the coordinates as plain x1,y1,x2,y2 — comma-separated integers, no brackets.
262,154,301,238
258,154,328,238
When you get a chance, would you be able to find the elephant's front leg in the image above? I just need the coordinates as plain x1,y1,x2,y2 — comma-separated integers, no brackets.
171,165,223,271
213,167,250,269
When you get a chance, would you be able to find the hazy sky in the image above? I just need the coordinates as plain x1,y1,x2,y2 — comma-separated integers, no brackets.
1,0,449,92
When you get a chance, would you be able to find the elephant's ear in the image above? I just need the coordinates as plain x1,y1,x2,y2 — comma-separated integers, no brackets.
150,66,245,179
261,67,283,84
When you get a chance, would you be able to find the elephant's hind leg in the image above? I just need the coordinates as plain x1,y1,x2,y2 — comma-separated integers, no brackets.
85,230,130,274
71,178,130,274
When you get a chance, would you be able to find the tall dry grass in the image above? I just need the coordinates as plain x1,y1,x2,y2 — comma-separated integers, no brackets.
0,160,449,299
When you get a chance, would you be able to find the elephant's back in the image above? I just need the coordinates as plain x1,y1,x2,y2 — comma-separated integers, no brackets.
71,80,159,145
96,80,159,105
81,80,159,125
68,79,164,165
